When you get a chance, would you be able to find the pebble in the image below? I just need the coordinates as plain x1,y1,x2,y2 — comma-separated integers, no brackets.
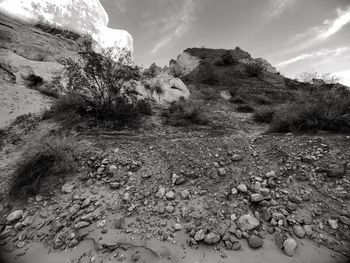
204,232,220,245
237,184,248,193
156,187,166,198
61,182,75,193
328,219,338,230
181,189,190,199
165,191,176,200
248,235,263,248
231,154,243,161
293,225,305,238
250,194,264,203
173,223,182,231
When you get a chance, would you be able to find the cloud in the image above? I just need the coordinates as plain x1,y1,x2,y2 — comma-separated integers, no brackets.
142,0,197,54
277,47,350,68
336,69,350,87
265,0,297,17
288,6,350,52
115,0,127,13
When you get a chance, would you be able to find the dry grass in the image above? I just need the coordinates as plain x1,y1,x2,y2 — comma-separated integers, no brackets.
10,136,77,198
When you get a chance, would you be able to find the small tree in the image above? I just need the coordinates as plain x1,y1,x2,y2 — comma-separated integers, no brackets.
58,37,147,121
297,71,341,84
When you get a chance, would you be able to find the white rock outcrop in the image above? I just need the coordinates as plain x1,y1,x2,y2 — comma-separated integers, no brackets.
138,73,190,104
0,0,133,60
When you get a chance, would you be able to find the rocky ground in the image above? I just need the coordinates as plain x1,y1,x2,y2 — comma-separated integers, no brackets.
0,93,349,263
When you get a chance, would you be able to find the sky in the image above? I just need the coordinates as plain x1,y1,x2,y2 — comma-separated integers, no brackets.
100,0,350,86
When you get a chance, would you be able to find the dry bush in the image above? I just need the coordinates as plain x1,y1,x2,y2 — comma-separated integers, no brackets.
45,37,152,127
35,22,81,40
162,98,209,126
235,104,255,113
10,136,77,198
245,61,265,78
253,106,276,123
269,88,350,133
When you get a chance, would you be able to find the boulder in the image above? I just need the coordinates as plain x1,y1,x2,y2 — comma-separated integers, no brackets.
204,232,220,245
248,235,263,248
6,210,23,224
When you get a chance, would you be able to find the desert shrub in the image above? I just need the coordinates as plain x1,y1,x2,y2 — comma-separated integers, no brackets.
216,51,237,66
162,98,209,126
297,71,341,84
253,106,275,123
200,62,218,85
10,136,76,198
24,74,44,88
253,94,273,105
235,104,255,113
245,61,265,78
49,37,151,126
269,88,350,133
35,22,81,40
230,95,247,104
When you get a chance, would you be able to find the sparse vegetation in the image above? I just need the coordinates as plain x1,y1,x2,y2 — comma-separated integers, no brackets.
45,37,152,127
253,105,276,123
162,98,209,126
35,22,81,40
216,51,237,66
269,88,350,133
24,74,44,88
10,136,77,198
235,104,255,113
245,61,265,78
200,62,218,85
253,94,273,105
297,71,341,84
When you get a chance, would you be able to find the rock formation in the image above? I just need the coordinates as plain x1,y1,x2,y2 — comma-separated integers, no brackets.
0,0,133,60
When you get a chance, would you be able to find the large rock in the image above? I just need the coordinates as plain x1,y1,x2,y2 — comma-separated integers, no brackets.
238,214,260,231
283,238,297,257
0,0,133,60
6,210,23,224
139,73,190,104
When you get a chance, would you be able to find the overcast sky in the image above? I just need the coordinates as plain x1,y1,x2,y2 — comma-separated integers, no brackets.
100,0,350,86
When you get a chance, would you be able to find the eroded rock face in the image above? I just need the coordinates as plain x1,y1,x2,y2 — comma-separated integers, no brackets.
0,0,133,60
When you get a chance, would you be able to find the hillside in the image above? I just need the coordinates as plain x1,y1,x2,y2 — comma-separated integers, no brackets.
0,12,350,263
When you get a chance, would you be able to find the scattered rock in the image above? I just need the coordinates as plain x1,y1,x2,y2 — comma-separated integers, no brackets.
248,235,263,248
181,189,190,199
283,238,297,257
194,229,205,241
156,187,166,198
293,225,305,238
204,232,220,245
61,182,75,194
6,210,23,224
165,191,176,200
238,214,259,231
237,184,248,193
328,219,338,230
250,194,264,203
231,154,243,162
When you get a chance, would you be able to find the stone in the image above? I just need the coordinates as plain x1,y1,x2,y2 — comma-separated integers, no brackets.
250,194,264,203
22,216,35,226
173,223,182,231
266,171,276,178
0,0,133,61
165,191,176,200
231,154,243,162
328,219,338,230
165,205,175,213
248,235,263,248
261,209,271,222
181,189,190,199
204,232,220,245
283,238,297,257
274,232,284,249
6,210,23,224
110,182,120,189
157,202,166,214
238,214,260,231
232,241,241,250
218,168,226,176
303,225,313,236
231,188,238,195
61,182,75,194
81,198,91,208
75,221,90,229
115,216,125,229
156,187,166,198
237,184,248,193
194,229,205,241
293,225,305,238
